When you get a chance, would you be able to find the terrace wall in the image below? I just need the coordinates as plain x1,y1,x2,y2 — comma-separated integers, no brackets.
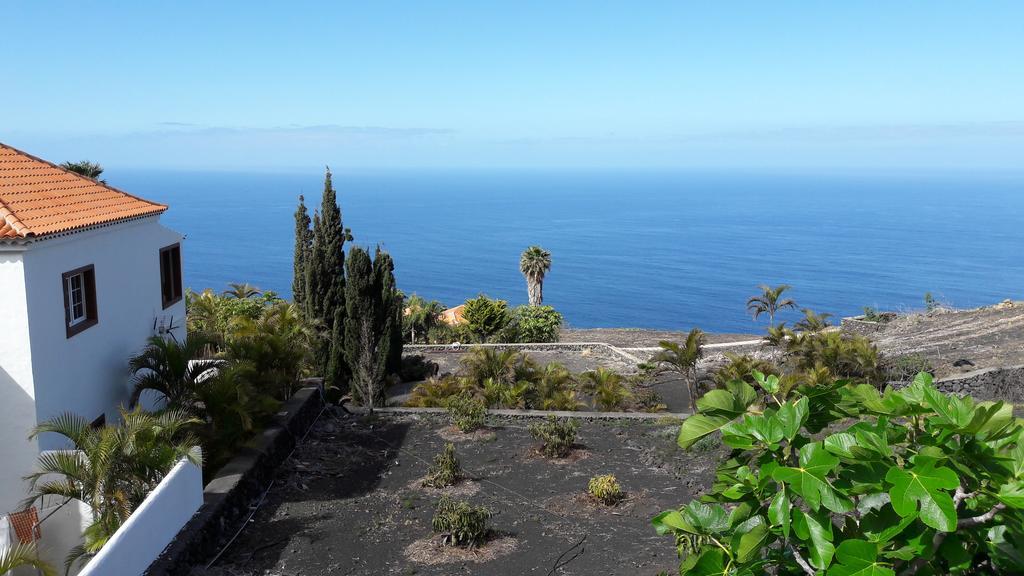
79,458,202,576
145,385,324,576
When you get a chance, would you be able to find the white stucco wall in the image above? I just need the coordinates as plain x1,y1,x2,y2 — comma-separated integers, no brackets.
20,216,186,451
0,250,42,516
78,458,202,576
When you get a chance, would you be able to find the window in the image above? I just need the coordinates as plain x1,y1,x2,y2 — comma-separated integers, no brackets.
62,264,97,337
160,243,183,308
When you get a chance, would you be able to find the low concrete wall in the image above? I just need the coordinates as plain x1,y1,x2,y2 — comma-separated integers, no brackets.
935,365,1024,403
355,406,690,420
80,459,202,576
145,386,324,576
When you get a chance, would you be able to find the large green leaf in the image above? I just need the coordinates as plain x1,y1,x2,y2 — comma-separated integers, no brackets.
997,480,1024,509
827,539,894,576
731,515,769,563
885,461,959,531
776,397,808,441
793,508,835,570
923,385,974,428
678,414,734,450
652,510,691,535
773,442,854,513
679,501,731,535
768,488,792,539
680,548,727,576
697,389,744,414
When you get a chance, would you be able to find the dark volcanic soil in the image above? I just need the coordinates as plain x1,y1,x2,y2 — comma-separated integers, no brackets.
202,410,721,576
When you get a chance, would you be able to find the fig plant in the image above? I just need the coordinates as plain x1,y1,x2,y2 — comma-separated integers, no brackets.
654,371,1024,574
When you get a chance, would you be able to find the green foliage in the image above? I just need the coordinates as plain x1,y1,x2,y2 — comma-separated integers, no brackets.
531,363,583,411
407,377,475,407
883,354,934,382
785,331,884,386
656,372,1024,574
580,367,632,411
632,386,668,413
652,329,706,412
59,159,104,180
462,294,512,343
423,443,463,488
862,307,896,323
588,474,625,505
343,246,402,407
445,392,487,432
292,194,313,309
24,408,200,572
747,284,797,327
304,168,350,391
185,288,285,348
0,542,54,576
924,291,938,312
404,294,445,343
714,353,780,388
530,415,579,458
507,304,563,343
432,495,491,547
227,302,314,398
520,245,552,306
793,308,832,332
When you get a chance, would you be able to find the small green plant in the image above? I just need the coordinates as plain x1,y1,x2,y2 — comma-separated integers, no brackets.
579,367,632,411
632,387,668,412
924,291,939,312
423,443,463,488
529,415,578,458
587,474,625,505
444,392,487,432
432,495,490,547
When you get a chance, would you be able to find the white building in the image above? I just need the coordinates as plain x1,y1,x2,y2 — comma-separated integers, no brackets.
0,142,186,521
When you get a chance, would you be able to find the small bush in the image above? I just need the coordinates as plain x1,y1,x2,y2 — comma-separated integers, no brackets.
587,474,624,505
529,415,578,458
632,387,667,412
713,353,780,387
423,443,463,488
432,495,490,547
507,305,563,343
883,353,934,382
445,392,487,432
406,377,473,407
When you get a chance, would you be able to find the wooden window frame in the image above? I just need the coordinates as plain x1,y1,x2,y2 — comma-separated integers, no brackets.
62,264,98,338
160,243,183,309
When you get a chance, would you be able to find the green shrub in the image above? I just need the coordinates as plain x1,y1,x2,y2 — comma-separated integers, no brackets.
785,331,884,386
587,474,624,505
507,305,563,343
883,353,934,382
632,387,668,412
656,373,1024,574
713,353,780,388
482,378,530,409
529,415,579,458
423,443,463,488
461,294,512,343
406,377,474,407
432,495,490,547
579,368,631,411
445,392,487,432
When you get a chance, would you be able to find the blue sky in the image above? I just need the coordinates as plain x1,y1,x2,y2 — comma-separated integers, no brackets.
2,1,1022,171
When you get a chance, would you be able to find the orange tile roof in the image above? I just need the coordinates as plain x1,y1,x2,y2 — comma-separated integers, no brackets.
439,304,466,325
0,142,166,240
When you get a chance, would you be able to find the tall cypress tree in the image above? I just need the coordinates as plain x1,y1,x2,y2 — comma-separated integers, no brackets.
292,195,312,309
373,247,403,375
344,246,385,407
304,168,350,391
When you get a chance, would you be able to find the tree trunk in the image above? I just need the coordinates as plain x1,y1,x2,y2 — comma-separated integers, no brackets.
527,279,543,306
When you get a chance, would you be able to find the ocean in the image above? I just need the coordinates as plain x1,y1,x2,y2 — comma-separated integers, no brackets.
110,168,1024,333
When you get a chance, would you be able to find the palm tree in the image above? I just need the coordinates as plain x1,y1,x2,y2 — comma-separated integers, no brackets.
404,294,445,343
579,367,631,411
129,335,222,409
0,543,54,576
746,284,797,328
531,363,582,410
59,160,104,182
223,282,262,299
23,408,199,573
228,302,315,398
793,308,832,333
519,246,552,306
652,329,706,412
460,347,534,387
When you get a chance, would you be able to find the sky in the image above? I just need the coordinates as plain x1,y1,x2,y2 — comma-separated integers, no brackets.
2,1,1022,171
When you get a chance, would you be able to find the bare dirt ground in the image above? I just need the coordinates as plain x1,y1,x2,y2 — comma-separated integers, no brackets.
867,301,1024,378
200,410,719,576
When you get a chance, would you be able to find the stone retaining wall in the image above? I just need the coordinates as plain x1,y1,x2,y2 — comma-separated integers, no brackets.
839,316,891,337
935,365,1024,403
144,385,325,576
